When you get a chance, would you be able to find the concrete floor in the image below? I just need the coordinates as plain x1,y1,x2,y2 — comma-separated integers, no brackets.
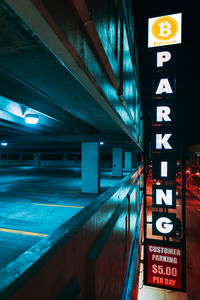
0,166,128,270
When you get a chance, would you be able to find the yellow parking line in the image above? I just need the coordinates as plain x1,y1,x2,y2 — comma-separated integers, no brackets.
0,228,47,237
32,203,84,209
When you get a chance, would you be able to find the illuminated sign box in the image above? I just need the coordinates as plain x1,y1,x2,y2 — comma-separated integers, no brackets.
146,243,183,289
149,49,176,71
148,13,182,48
144,11,185,292
152,157,176,180
152,185,176,208
151,126,177,153
152,212,177,237
152,73,176,97
152,99,176,125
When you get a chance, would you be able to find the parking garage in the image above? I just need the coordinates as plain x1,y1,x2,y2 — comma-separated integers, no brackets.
0,1,143,299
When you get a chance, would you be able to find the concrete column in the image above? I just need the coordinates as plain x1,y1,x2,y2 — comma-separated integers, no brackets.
124,152,132,171
112,148,123,177
34,153,40,169
81,142,100,193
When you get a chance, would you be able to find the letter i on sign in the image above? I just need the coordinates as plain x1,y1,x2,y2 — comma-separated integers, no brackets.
161,161,168,177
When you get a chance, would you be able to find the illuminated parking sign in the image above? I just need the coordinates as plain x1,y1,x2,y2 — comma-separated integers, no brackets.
146,243,183,289
148,13,182,48
152,73,175,96
152,185,176,208
144,11,186,292
152,99,176,125
152,158,176,180
152,127,176,153
152,213,177,237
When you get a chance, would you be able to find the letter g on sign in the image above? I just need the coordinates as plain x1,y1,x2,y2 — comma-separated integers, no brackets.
156,217,173,234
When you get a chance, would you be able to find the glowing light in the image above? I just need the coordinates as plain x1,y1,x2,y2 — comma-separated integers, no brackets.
161,161,168,177
157,51,171,67
155,217,173,234
25,114,39,124
156,106,171,122
1,142,8,146
99,141,104,145
156,133,172,149
156,189,173,206
156,78,173,94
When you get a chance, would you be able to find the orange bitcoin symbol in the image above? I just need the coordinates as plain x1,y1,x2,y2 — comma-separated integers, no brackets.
152,16,178,41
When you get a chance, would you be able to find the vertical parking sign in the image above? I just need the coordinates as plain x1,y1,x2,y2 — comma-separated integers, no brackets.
144,12,186,292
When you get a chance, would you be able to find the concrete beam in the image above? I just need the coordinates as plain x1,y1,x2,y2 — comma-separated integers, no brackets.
5,134,129,144
4,0,142,150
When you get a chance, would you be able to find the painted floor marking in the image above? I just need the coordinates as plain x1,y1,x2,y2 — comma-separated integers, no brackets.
0,228,48,237
32,203,84,209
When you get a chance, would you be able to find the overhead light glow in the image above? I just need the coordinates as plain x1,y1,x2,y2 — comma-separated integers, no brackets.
1,142,8,146
25,114,39,125
100,142,104,145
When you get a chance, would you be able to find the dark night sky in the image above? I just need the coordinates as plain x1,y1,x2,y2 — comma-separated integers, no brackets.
132,0,199,149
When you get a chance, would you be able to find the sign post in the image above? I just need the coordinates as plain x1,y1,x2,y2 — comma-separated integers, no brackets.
143,12,186,292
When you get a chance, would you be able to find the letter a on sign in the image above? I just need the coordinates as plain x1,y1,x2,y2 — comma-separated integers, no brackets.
156,79,173,94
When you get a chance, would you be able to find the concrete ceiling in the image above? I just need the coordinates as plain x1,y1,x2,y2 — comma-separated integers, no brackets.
0,1,141,152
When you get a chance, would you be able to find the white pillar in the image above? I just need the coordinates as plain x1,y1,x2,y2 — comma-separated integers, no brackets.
81,142,100,193
34,153,40,169
124,152,132,171
112,148,123,177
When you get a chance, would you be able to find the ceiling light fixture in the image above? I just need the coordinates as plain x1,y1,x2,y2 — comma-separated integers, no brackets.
25,114,39,125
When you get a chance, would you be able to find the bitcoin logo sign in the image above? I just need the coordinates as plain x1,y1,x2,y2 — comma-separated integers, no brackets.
148,13,182,48
152,16,178,41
